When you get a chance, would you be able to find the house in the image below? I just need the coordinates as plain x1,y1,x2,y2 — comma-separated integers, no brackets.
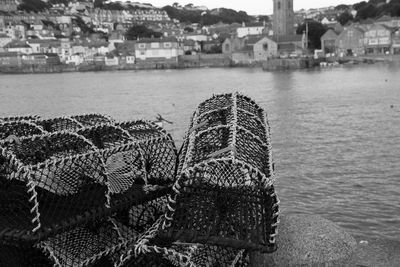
270,34,306,57
392,28,400,55
321,29,339,54
66,53,85,65
253,37,278,61
4,41,33,54
135,37,182,62
185,34,209,42
0,33,12,48
0,52,22,66
22,53,61,65
125,55,135,64
105,56,119,66
375,15,400,28
364,24,393,55
231,35,263,63
0,0,18,12
27,39,61,54
237,22,267,38
202,40,221,53
222,37,246,54
183,39,197,53
335,25,365,56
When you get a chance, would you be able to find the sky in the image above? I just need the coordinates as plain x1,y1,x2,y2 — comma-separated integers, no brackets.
124,0,363,15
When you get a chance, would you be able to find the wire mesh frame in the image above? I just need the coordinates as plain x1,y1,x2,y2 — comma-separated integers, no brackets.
36,217,133,267
0,131,108,236
147,92,279,253
118,216,248,267
0,115,41,123
71,114,115,128
0,120,47,140
34,117,85,133
117,120,179,186
183,92,274,187
77,124,148,207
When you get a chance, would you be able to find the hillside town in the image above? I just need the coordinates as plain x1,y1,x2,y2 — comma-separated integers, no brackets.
0,0,400,72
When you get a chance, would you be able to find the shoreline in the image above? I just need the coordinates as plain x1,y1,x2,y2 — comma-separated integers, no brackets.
0,55,399,75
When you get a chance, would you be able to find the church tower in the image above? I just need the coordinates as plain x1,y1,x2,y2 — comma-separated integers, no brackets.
273,0,295,36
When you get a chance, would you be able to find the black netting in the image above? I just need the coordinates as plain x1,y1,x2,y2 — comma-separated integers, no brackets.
236,95,264,122
0,244,52,267
0,121,45,140
0,132,107,234
71,114,114,127
38,218,133,267
117,121,165,141
35,117,83,132
117,121,177,186
198,94,233,116
78,125,147,204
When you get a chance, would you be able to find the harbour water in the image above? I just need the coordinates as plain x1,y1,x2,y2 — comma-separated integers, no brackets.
1,63,399,240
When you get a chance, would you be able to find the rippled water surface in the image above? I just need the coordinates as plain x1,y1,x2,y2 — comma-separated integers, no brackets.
1,63,399,240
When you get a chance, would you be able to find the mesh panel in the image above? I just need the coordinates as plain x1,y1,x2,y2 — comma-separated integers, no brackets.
38,219,131,267
0,132,107,234
71,114,114,127
78,125,146,200
198,94,233,116
35,117,83,132
0,121,45,140
117,121,177,186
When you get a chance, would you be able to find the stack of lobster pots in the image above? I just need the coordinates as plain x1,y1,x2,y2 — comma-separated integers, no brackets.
0,92,279,267
0,114,177,266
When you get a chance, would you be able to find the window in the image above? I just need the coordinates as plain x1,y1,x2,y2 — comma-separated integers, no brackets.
263,43,269,51
164,42,171,48
288,0,291,9
278,1,281,9
225,43,230,52
138,43,145,49
151,42,160,48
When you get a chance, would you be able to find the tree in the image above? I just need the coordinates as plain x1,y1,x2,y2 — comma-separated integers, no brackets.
335,4,350,11
337,12,354,25
356,4,378,20
184,26,194,33
353,1,367,11
296,20,327,51
258,15,270,23
18,0,49,13
125,25,163,40
94,0,105,8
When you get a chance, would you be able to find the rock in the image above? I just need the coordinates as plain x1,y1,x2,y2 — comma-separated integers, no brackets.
250,214,357,267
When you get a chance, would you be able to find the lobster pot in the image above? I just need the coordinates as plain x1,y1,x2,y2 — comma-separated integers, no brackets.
37,218,134,267
77,125,147,203
120,233,248,267
0,115,40,123
0,121,45,140
117,121,178,186
35,117,84,132
155,93,279,252
0,132,107,236
71,114,114,127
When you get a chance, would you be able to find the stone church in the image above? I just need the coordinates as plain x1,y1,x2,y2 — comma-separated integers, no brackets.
273,0,295,36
